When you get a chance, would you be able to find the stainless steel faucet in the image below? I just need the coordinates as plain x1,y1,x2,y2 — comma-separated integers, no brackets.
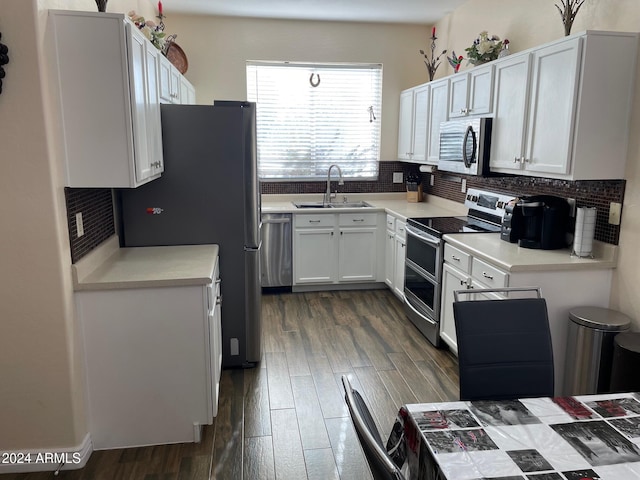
324,164,344,205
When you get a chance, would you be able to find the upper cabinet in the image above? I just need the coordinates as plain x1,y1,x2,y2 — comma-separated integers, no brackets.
397,83,430,163
158,54,196,105
490,31,638,180
426,78,450,165
50,11,171,188
448,64,494,118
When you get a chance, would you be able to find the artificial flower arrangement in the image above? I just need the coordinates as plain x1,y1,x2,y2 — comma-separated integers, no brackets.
127,11,166,51
465,31,505,65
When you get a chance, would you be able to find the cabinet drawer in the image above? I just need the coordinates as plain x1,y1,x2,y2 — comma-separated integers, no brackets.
471,257,508,288
338,213,377,227
444,243,471,274
295,213,334,228
386,214,396,231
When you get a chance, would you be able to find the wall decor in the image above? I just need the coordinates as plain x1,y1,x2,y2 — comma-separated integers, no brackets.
420,27,447,81
556,0,585,36
447,51,464,73
465,31,505,65
0,32,9,95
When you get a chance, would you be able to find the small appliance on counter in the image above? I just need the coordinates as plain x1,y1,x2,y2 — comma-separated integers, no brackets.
501,195,571,250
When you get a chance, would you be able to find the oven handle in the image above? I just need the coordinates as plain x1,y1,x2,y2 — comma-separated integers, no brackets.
404,294,438,327
405,224,441,247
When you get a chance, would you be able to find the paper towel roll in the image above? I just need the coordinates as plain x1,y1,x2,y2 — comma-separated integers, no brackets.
573,206,597,257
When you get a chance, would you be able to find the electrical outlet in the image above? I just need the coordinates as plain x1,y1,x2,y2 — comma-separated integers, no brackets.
609,202,622,225
393,172,403,183
461,179,467,193
76,212,84,237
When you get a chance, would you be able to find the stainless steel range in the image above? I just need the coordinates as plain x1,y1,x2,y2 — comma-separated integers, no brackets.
403,188,517,347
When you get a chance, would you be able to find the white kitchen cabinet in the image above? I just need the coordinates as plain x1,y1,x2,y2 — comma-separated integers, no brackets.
440,262,468,355
397,83,430,163
50,10,164,188
426,78,449,164
180,76,197,105
448,64,494,118
490,31,638,180
76,257,221,449
293,212,381,286
159,53,196,105
384,214,406,300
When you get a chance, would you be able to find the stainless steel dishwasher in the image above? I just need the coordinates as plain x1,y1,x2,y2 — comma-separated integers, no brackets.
260,213,292,288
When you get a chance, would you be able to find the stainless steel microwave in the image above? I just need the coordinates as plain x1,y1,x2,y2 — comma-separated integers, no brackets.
438,117,492,176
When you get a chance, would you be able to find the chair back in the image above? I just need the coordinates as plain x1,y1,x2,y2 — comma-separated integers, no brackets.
341,375,405,480
453,291,554,401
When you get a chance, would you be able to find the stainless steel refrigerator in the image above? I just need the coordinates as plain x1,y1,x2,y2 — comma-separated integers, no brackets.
118,101,261,368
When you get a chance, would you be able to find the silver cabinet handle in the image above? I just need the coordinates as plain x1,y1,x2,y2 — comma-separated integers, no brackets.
482,272,494,280
451,255,460,261
514,157,520,163
352,218,365,222
309,220,321,223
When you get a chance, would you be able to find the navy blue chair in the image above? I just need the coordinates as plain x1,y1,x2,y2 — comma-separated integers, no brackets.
453,287,555,401
341,375,406,480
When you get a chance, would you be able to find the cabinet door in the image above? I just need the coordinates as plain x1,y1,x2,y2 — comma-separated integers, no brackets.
384,230,395,288
397,89,414,160
128,26,155,184
427,78,449,164
393,234,406,299
490,53,531,172
144,42,164,178
440,262,469,355
411,84,430,162
339,228,377,282
294,228,336,284
468,65,494,116
180,76,196,105
524,37,581,176
158,54,173,103
449,74,469,118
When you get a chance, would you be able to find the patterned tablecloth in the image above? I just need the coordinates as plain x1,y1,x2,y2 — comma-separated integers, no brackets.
386,393,640,480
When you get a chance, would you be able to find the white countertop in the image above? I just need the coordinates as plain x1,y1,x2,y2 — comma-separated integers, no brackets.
72,236,219,291
444,232,617,272
261,192,467,220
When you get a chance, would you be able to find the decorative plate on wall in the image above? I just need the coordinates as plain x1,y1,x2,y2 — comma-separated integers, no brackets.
166,43,188,74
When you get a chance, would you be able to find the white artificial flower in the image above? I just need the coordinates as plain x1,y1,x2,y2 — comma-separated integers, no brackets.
477,40,493,55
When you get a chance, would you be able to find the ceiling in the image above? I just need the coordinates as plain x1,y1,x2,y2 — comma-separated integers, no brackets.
159,0,469,25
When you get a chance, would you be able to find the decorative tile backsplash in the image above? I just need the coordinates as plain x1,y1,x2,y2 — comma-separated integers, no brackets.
65,162,625,262
425,170,625,245
65,188,115,264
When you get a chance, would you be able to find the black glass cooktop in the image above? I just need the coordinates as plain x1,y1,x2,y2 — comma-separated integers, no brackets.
407,215,502,237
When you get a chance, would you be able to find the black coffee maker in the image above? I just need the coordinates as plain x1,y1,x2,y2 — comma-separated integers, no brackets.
501,195,571,249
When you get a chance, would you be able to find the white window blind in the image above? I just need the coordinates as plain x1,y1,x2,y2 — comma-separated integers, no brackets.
247,62,382,181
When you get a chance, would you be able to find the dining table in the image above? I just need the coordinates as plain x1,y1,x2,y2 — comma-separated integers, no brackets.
385,392,640,480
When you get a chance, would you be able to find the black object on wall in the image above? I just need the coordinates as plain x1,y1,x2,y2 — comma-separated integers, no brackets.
0,32,9,95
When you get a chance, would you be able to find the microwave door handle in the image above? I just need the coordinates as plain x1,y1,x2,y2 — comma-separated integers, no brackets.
462,125,477,168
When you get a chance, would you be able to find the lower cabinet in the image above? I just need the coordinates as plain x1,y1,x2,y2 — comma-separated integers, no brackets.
293,212,381,286
384,214,407,300
440,239,614,395
76,259,221,449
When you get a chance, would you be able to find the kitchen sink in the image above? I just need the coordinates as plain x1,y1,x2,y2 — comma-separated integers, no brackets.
328,201,373,208
293,201,373,209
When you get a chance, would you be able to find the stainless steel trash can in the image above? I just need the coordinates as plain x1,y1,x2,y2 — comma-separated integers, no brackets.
563,306,631,395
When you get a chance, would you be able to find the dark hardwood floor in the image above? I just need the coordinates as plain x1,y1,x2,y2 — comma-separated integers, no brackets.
5,289,459,480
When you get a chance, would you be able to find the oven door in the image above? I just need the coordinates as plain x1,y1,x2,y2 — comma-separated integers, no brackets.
404,262,441,347
404,224,441,282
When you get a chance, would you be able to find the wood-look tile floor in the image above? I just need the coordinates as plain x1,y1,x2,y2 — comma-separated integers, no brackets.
5,289,459,480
